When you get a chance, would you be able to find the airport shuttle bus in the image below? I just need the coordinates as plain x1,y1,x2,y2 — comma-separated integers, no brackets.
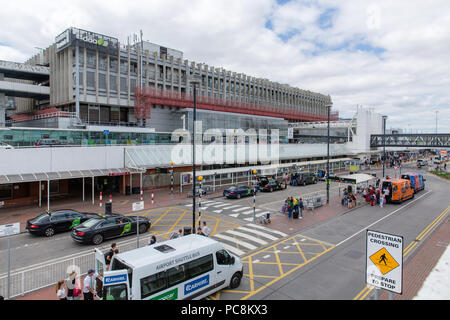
94,234,244,300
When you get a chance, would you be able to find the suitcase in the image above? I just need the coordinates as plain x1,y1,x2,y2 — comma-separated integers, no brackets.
293,210,299,219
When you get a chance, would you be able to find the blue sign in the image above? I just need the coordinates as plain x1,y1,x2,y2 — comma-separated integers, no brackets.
184,275,209,295
104,130,110,135
104,274,127,285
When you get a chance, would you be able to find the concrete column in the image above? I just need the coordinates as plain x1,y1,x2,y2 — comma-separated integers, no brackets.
127,45,131,105
96,50,99,103
146,50,150,87
83,47,87,102
170,55,174,91
106,54,110,104
117,42,121,106
177,58,182,94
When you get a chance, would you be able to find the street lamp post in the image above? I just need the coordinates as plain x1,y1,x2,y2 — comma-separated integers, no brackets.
326,104,332,204
252,170,257,223
198,176,203,229
382,116,387,178
435,110,438,134
170,161,174,203
190,75,201,234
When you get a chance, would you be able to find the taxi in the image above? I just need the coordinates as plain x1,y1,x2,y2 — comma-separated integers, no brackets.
71,214,151,245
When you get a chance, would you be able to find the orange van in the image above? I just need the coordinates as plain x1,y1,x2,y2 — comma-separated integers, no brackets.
382,178,414,204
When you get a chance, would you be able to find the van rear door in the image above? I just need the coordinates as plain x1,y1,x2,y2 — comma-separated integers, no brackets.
102,270,130,300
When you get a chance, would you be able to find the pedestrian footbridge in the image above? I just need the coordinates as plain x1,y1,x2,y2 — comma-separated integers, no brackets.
370,134,450,148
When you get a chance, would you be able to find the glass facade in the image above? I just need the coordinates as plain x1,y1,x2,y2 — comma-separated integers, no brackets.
0,128,173,147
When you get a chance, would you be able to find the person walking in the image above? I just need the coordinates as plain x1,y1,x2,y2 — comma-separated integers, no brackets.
380,192,385,208
56,280,67,300
148,235,157,246
201,221,211,237
287,197,293,220
293,197,299,219
171,229,183,239
65,271,77,300
83,269,99,300
299,198,304,219
105,243,117,270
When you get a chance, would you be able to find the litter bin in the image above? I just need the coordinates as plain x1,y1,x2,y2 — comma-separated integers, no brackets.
105,202,112,215
183,227,192,236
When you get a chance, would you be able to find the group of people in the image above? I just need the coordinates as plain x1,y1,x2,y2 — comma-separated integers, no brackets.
362,185,389,208
341,190,357,208
55,243,120,300
283,196,304,219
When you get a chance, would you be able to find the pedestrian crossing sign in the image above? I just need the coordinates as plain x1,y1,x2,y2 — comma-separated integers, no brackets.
369,247,399,275
366,230,403,294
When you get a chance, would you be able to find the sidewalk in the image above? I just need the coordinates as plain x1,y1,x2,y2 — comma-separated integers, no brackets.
0,186,225,232
269,196,367,235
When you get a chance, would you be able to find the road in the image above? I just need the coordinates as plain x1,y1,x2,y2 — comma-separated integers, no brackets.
213,163,449,300
1,163,447,300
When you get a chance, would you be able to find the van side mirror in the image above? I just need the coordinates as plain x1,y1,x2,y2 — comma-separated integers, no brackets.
230,256,235,265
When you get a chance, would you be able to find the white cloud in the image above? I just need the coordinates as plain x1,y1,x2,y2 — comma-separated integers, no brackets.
0,0,449,132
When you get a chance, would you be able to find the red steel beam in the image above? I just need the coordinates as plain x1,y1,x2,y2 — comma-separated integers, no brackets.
134,87,338,122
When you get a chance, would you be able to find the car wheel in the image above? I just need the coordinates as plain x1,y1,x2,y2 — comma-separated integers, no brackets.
92,234,104,245
44,226,55,237
139,224,148,234
229,272,242,289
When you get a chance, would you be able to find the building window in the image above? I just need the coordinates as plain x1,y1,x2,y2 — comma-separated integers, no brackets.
86,52,96,67
110,58,118,70
0,184,13,200
99,55,107,70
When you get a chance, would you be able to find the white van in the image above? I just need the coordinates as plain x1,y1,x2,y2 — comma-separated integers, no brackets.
94,234,244,300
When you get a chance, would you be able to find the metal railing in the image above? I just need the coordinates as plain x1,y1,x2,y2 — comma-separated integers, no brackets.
0,232,159,299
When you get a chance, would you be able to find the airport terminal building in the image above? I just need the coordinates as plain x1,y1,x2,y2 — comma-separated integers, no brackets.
10,27,335,133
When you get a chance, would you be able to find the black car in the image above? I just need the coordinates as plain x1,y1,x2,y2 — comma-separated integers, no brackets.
71,215,151,245
26,209,100,237
260,180,284,192
294,172,317,186
223,185,257,199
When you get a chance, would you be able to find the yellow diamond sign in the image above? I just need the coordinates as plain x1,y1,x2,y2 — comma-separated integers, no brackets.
369,247,399,275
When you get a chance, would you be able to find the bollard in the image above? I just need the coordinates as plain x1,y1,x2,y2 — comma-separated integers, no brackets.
109,194,112,203
140,187,143,201
99,192,102,207
152,190,154,204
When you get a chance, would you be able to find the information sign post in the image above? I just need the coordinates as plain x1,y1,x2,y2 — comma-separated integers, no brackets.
0,222,21,300
366,230,403,298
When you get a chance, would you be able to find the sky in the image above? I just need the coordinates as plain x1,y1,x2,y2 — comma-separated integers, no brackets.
0,0,449,133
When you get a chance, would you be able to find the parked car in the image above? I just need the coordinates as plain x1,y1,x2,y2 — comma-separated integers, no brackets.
71,214,151,245
293,172,317,186
26,209,100,237
223,185,257,199
35,139,61,147
260,180,284,192
0,142,13,149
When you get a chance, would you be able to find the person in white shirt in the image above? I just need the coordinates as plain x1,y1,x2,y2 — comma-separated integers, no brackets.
201,221,211,237
83,269,99,300
56,280,67,300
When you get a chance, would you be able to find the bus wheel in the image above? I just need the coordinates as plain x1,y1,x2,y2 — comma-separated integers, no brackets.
229,272,242,289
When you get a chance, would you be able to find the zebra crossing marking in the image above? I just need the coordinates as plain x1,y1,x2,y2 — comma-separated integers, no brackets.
236,227,279,241
221,205,242,210
232,207,253,212
220,243,245,256
213,234,258,250
226,230,268,245
249,224,288,237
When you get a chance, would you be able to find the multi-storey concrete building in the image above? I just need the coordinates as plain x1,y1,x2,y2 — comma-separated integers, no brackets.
17,27,334,133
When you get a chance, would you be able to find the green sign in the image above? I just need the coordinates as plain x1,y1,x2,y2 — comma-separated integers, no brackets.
70,217,81,229
120,222,132,236
151,288,178,300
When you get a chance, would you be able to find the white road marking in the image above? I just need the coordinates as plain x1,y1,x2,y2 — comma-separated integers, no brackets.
213,234,257,250
226,230,269,245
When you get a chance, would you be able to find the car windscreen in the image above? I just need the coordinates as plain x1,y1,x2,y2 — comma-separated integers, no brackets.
80,218,100,228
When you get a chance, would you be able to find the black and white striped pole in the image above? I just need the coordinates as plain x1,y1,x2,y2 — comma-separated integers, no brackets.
170,161,174,203
198,176,203,229
252,170,257,223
